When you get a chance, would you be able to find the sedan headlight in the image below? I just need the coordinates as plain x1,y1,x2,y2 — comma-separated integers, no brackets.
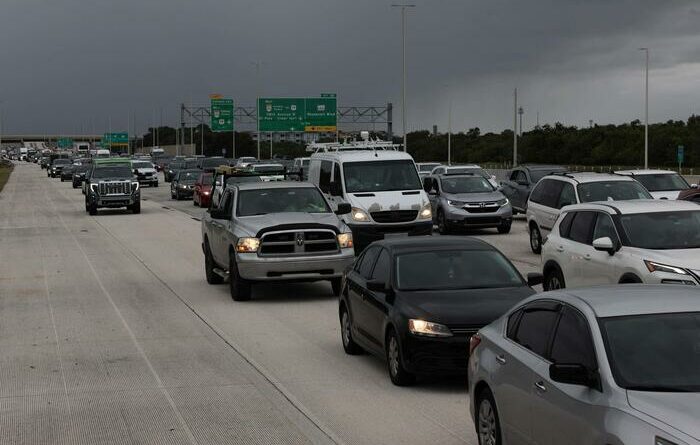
179,184,187,189
337,232,353,249
236,237,260,253
447,199,465,207
644,260,687,275
408,319,453,337
497,198,509,207
418,203,432,219
351,207,370,222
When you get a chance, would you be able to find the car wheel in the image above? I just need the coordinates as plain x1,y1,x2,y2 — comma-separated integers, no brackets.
204,242,223,285
437,209,450,235
131,201,141,214
340,305,363,355
476,388,502,445
330,277,342,296
60,177,65,182
229,250,252,301
544,267,565,290
529,224,542,254
72,182,78,189
386,329,415,386
88,203,97,216
497,220,511,234
153,182,158,188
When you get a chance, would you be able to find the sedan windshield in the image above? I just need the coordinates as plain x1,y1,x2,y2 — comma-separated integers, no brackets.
238,188,330,216
396,250,523,291
620,211,700,249
633,173,689,192
344,160,421,193
600,312,700,392
441,176,494,193
577,181,652,202
92,166,132,178
178,170,201,182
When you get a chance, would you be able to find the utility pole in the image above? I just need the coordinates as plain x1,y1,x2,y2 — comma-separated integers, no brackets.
518,106,524,137
639,47,649,169
447,94,452,165
513,88,518,167
392,4,415,152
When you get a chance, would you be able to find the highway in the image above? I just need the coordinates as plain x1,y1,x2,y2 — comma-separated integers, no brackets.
0,163,540,445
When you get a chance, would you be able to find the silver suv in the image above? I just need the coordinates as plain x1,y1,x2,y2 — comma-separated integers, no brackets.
526,172,651,253
201,181,355,301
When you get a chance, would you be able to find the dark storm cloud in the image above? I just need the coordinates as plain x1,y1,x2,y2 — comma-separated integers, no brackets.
1,0,699,135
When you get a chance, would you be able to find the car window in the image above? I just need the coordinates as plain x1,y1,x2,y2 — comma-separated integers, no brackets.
358,246,380,280
333,162,342,184
507,309,523,339
217,191,232,216
371,249,391,284
509,170,519,181
551,306,597,370
319,160,332,193
529,180,547,204
557,183,576,209
593,213,618,242
541,180,565,208
558,212,576,238
513,305,560,358
567,211,596,244
515,170,527,183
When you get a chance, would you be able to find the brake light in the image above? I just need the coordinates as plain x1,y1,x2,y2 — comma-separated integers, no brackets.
469,333,482,355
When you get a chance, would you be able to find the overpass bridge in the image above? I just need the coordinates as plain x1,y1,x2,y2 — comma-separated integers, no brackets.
0,134,103,143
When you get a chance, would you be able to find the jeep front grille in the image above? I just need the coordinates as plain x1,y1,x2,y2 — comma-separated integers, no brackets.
259,230,338,256
99,181,130,196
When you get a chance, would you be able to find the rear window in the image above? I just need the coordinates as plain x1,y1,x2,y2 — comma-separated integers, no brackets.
577,181,652,202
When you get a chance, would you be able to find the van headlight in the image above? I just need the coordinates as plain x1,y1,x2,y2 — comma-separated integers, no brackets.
418,203,432,219
337,232,353,249
351,208,370,222
236,237,260,253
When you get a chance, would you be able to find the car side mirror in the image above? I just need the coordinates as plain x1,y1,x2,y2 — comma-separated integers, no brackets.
549,363,600,390
527,272,543,287
335,202,352,215
593,237,615,255
209,208,230,220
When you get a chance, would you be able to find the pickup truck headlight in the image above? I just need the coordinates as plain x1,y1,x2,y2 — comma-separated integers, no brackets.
236,237,260,253
418,203,432,220
644,260,687,275
89,183,98,192
351,207,370,222
337,232,353,249
408,319,453,337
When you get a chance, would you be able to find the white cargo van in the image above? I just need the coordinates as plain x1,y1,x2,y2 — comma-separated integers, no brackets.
308,135,433,253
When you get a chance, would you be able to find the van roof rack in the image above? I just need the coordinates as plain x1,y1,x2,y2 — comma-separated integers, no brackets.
306,131,401,153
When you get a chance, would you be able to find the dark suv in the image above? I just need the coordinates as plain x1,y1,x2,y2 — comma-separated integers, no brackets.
500,164,567,213
84,161,141,215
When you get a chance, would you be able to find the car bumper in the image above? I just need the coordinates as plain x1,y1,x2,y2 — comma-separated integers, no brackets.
444,205,512,228
236,250,355,281
198,193,212,207
401,332,473,374
138,177,158,183
347,220,433,254
175,188,194,197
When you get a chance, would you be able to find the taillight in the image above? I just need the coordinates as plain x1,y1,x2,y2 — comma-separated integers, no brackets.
469,333,482,355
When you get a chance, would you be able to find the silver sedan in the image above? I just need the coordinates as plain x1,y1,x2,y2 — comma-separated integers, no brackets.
468,285,700,445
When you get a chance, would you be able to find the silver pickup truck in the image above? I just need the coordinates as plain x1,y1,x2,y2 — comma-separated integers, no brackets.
201,181,355,301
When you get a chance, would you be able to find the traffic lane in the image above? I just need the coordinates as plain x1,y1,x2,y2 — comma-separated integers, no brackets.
141,172,206,219
0,165,327,445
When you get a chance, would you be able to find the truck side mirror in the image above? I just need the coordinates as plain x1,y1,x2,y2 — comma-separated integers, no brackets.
335,202,352,215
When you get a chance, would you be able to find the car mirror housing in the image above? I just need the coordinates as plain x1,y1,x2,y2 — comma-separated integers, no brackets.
593,237,615,255
367,279,389,293
527,272,543,287
335,202,352,215
549,363,600,390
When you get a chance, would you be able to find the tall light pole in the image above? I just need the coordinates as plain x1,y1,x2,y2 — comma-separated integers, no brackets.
518,106,524,137
252,61,263,160
392,4,415,152
639,47,649,169
513,88,518,167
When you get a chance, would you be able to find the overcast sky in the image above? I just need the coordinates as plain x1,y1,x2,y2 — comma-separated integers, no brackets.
1,0,699,136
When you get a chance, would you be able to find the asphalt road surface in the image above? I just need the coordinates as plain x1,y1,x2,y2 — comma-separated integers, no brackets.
0,163,541,445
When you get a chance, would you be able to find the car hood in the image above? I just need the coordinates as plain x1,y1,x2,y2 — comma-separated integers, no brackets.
629,247,700,270
650,190,682,200
627,391,700,440
400,286,534,327
443,191,504,203
236,212,345,237
346,190,428,213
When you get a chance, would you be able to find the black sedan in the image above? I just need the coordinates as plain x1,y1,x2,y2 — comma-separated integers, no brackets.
171,169,202,200
60,164,76,181
339,236,541,385
71,165,90,189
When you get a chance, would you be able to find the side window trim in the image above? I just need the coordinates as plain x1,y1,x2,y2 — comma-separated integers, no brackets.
508,300,562,361
593,212,621,244
370,248,391,283
549,304,599,369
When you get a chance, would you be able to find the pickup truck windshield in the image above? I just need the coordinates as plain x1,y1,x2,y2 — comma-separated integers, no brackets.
238,188,330,216
92,166,132,178
344,160,421,193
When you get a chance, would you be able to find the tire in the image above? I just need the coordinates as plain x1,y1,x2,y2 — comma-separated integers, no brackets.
131,201,141,214
476,388,502,445
331,277,342,296
544,267,565,291
204,242,223,285
229,251,252,301
61,177,65,182
529,224,542,254
385,329,415,386
153,182,158,188
88,202,97,216
72,182,78,189
437,209,451,235
497,221,512,234
340,305,363,355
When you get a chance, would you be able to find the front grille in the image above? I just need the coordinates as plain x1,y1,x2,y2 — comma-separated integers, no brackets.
99,181,130,196
464,202,499,213
259,230,338,256
370,210,418,223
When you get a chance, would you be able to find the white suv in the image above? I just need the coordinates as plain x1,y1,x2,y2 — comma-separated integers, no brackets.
526,172,652,253
541,199,700,290
614,169,695,199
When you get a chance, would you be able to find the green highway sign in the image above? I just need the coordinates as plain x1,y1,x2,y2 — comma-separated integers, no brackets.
57,138,73,148
103,132,128,145
258,96,337,132
211,98,234,132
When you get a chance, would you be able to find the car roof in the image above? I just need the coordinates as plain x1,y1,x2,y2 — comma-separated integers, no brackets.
562,199,700,214
542,285,700,318
253,163,284,168
235,180,317,191
311,150,414,162
370,236,496,253
542,172,635,184
615,169,679,175
521,164,566,171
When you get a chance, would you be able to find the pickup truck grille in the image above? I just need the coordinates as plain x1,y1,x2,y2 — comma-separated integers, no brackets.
259,230,338,256
370,210,418,223
99,181,130,196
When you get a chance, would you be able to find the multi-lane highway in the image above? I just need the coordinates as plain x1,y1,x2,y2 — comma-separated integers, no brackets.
0,163,540,445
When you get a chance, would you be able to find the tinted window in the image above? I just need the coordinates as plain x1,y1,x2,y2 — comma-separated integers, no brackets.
440,176,494,193
550,307,596,369
540,180,565,208
557,183,576,209
514,306,560,357
577,181,652,202
515,170,527,183
319,160,332,193
558,212,575,238
620,211,700,249
237,188,330,216
372,249,391,284
568,212,596,244
593,213,618,242
529,180,547,204
358,246,380,279
333,162,341,183
507,309,523,339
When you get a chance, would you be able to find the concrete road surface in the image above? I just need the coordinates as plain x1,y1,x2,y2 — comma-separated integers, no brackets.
0,163,541,445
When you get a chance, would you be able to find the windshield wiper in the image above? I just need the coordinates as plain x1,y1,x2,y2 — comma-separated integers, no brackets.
626,385,696,392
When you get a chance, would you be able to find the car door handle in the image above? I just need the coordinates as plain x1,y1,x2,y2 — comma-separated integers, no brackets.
583,254,591,261
556,245,564,253
534,381,547,392
495,355,507,365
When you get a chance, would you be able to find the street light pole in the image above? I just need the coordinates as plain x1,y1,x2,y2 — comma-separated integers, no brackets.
252,61,262,160
513,88,518,167
447,94,452,166
639,47,649,169
518,106,524,137
392,4,415,152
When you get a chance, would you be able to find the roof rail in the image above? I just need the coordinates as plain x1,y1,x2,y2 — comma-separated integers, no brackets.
306,138,402,153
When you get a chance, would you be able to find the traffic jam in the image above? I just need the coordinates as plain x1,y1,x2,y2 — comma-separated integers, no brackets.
12,134,700,445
